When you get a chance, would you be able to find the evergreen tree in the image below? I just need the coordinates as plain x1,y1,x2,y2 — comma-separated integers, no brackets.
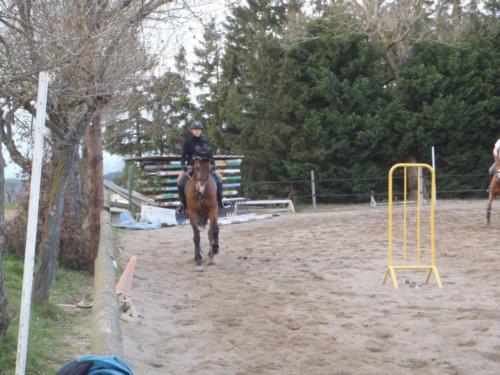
104,85,153,157
279,14,392,199
104,48,196,156
391,21,500,192
193,19,225,148
218,0,300,195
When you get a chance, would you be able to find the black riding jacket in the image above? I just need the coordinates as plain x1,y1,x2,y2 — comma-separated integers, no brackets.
180,135,216,169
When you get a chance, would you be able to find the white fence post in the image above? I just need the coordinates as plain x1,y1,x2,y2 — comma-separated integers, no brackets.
15,71,48,375
432,146,437,207
311,170,317,210
431,146,436,172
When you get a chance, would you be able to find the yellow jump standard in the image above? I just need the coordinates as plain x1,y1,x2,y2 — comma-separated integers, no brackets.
383,163,442,289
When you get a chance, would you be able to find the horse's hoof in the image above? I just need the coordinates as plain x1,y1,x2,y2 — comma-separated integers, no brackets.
196,265,204,272
212,247,219,255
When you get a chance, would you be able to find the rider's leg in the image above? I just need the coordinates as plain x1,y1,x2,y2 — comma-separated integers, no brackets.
489,162,496,176
177,172,188,212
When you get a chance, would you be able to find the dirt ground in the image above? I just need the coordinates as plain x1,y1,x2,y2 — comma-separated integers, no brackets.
118,199,500,375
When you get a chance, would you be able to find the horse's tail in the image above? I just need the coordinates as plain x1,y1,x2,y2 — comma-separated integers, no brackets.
198,214,209,228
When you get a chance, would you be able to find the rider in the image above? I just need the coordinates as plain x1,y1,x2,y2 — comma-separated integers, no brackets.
487,138,500,193
176,121,224,213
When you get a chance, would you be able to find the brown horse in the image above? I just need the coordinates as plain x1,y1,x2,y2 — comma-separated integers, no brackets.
185,156,219,271
487,158,500,223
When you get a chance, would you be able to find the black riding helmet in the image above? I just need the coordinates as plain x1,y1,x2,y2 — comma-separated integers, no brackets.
191,121,204,130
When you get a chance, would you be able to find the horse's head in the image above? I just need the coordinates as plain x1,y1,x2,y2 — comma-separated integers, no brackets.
193,156,212,195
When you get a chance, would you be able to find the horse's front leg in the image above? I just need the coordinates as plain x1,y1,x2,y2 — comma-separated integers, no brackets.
487,192,493,224
190,216,203,271
210,214,219,254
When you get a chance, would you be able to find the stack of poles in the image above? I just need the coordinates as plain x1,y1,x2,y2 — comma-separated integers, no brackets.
137,158,243,206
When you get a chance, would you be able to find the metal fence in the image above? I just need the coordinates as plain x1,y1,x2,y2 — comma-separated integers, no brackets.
124,165,491,209
243,170,491,206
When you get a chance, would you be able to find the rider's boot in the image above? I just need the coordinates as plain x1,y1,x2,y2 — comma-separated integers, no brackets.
217,191,224,209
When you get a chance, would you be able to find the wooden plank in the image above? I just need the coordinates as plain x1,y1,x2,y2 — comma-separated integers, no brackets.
143,160,241,171
145,168,241,177
244,199,295,213
126,154,245,162
91,209,123,356
138,175,241,186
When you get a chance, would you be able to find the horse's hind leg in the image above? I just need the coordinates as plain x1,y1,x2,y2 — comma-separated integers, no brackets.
211,216,219,254
208,217,219,265
213,222,219,255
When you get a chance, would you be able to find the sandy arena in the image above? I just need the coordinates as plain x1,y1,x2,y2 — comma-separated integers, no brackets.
118,200,500,374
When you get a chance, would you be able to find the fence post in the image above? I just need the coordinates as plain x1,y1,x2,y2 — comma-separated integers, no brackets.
127,164,134,212
16,71,48,375
431,146,436,172
310,170,317,210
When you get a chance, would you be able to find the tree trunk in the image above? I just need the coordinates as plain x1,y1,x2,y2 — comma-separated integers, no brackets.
67,154,86,225
86,101,104,272
0,136,10,336
59,151,89,269
32,143,78,303
383,48,400,81
451,0,462,35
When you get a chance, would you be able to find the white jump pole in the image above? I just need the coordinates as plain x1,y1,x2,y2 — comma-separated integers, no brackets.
15,71,49,375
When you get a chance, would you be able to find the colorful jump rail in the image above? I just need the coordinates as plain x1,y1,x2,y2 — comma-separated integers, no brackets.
126,155,244,207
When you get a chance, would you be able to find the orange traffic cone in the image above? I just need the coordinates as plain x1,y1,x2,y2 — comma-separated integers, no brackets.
116,256,137,297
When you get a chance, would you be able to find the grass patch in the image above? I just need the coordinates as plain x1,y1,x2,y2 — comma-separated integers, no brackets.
4,203,18,211
0,252,92,375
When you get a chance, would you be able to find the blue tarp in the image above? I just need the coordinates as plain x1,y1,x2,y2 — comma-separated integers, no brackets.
116,211,161,230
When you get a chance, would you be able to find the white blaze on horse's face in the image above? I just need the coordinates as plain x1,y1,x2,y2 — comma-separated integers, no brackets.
196,180,207,194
